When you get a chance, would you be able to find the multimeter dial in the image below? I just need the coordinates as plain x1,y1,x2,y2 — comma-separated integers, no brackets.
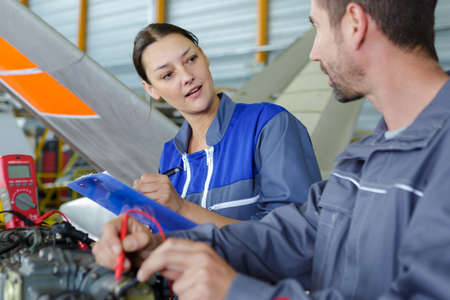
15,192,36,210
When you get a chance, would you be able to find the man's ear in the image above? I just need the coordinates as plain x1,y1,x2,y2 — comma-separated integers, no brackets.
142,80,160,100
343,2,368,50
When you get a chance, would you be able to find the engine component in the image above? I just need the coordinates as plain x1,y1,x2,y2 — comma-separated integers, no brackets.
0,225,165,299
0,223,91,261
0,247,162,300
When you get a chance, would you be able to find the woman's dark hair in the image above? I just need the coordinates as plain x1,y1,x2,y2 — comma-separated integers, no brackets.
133,23,199,83
317,0,439,60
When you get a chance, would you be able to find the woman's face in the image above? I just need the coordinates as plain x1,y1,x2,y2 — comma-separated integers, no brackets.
141,33,217,118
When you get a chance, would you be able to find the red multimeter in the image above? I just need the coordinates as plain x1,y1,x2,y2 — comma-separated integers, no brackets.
0,154,39,228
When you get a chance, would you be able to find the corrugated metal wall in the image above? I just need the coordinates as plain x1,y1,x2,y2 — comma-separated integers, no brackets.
267,0,310,61
86,0,149,93
167,0,258,89
25,0,450,131
166,0,312,90
436,1,450,72
29,0,79,45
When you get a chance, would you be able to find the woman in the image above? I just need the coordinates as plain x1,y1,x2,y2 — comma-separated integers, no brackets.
132,23,321,227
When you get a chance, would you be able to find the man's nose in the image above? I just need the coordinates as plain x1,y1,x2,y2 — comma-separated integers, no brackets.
309,38,320,61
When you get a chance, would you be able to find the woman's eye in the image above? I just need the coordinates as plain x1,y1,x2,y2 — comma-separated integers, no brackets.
162,72,173,80
188,55,198,63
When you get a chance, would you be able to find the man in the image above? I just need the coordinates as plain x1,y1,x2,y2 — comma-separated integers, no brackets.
93,0,450,299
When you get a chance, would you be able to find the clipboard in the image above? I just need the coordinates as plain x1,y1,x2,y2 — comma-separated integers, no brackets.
67,172,197,233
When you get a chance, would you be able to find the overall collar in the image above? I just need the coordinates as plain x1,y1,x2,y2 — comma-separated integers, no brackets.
336,80,450,162
173,93,236,153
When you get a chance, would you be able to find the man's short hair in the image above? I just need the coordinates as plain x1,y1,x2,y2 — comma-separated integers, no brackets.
317,0,439,60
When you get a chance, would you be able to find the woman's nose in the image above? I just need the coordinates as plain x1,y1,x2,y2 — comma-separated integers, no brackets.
181,67,194,85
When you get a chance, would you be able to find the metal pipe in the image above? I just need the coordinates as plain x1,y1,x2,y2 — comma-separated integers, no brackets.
57,139,64,179
156,0,165,23
256,0,268,64
77,0,88,51
57,138,64,204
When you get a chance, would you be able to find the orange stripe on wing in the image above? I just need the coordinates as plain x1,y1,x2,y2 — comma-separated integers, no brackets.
0,37,38,70
0,37,98,117
0,73,98,117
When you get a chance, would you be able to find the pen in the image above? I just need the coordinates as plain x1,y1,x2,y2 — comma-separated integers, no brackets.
162,166,183,177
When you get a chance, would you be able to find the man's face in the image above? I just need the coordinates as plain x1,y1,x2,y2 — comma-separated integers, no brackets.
309,0,365,103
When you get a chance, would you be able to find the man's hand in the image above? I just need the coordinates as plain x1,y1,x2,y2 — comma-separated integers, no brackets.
137,238,237,300
134,173,185,213
92,215,162,272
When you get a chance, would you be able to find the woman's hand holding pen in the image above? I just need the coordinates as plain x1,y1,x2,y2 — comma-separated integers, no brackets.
134,168,239,228
133,172,185,213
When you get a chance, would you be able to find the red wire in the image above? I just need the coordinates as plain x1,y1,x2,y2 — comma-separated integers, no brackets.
120,209,166,241
33,210,89,250
115,209,172,299
34,210,70,225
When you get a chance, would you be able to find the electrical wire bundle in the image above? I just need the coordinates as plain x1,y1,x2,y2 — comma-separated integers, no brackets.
0,209,94,259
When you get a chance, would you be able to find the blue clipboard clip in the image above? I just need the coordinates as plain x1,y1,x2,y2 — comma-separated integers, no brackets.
67,172,197,233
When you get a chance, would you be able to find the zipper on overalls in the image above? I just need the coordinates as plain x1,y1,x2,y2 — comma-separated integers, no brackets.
181,153,191,198
201,147,214,209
